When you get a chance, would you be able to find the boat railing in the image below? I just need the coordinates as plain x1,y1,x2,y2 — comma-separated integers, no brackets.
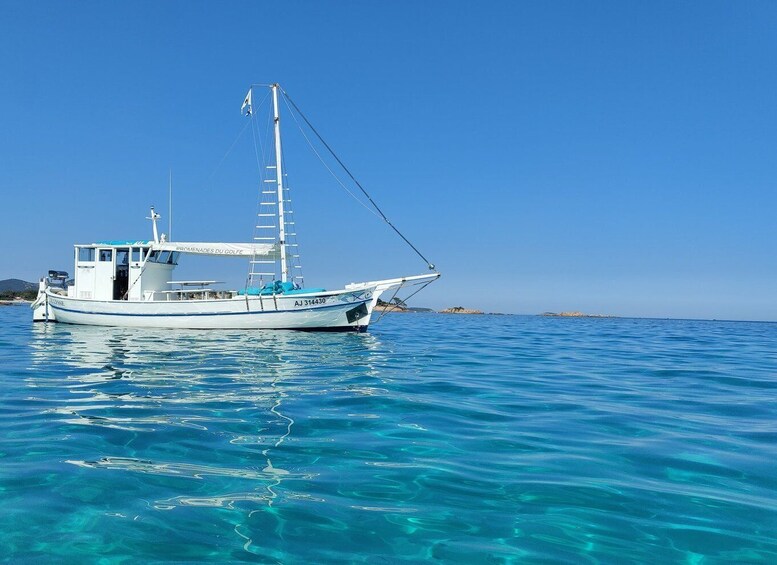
145,288,236,301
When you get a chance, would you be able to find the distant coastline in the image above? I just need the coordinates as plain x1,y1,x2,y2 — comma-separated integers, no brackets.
540,311,615,318
7,281,623,318
0,280,37,304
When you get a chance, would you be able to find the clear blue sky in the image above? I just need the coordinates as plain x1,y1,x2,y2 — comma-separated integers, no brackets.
1,1,776,320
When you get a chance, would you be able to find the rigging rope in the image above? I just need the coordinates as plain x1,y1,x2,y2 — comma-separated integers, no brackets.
280,89,437,272
282,96,381,220
206,119,251,187
207,90,271,187
373,277,437,324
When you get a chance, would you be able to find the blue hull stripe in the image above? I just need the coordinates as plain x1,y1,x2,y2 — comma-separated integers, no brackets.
49,299,369,318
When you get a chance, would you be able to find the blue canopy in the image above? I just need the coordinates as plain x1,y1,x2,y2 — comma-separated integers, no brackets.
238,281,326,296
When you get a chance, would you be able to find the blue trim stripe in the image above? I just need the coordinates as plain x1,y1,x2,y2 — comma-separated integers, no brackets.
49,299,369,318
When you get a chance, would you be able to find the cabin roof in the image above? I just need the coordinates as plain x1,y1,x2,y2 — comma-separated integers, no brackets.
75,240,152,248
72,241,278,258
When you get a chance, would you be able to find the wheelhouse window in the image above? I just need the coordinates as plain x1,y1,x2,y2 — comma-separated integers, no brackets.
78,248,95,262
99,249,113,262
131,248,145,262
144,250,178,264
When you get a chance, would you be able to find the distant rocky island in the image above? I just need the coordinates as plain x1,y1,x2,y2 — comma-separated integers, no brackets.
439,306,484,315
374,299,434,313
375,299,485,315
540,311,614,318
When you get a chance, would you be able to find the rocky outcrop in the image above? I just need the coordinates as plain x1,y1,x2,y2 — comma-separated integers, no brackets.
374,298,407,313
374,303,407,312
541,311,613,318
439,306,484,315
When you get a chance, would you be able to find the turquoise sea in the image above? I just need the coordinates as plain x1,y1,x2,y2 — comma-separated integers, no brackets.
1,305,776,563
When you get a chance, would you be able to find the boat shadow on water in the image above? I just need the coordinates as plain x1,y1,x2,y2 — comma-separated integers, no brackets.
29,321,384,377
26,322,388,510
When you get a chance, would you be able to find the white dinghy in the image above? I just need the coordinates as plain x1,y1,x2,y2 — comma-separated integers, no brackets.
32,84,439,331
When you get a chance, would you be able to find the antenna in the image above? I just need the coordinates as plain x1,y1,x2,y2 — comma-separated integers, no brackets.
168,168,173,241
146,206,161,243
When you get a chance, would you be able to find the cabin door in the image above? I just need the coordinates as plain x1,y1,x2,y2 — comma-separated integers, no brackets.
94,249,115,300
113,248,130,300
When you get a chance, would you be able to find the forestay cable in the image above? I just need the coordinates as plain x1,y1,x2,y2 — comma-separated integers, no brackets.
282,96,381,220
281,88,436,272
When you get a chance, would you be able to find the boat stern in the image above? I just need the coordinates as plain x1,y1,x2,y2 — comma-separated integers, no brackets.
31,279,55,322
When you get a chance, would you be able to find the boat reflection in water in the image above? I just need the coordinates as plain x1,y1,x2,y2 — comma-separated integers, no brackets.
27,322,384,513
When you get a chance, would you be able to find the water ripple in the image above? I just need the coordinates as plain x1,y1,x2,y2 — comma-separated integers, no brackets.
0,307,775,562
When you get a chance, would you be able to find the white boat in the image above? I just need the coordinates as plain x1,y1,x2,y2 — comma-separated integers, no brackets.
32,84,439,331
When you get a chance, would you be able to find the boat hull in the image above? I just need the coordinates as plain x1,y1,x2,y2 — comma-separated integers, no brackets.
44,289,377,330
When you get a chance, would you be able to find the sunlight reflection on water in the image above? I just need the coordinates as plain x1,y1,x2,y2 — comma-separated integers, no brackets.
1,310,775,562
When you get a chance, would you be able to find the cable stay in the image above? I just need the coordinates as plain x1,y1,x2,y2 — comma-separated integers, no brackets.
206,89,270,187
280,88,437,273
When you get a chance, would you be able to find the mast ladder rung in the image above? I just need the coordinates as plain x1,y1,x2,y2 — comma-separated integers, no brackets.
260,202,277,206
251,272,276,276
253,237,276,241
293,265,303,269
263,179,276,183
291,254,300,258
266,165,276,169
250,260,274,264
285,222,295,226
256,225,276,229
293,276,305,280
261,190,275,194
287,232,297,236
257,214,275,217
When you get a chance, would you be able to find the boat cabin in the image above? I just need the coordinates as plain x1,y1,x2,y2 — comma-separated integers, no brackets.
71,240,180,301
62,222,282,302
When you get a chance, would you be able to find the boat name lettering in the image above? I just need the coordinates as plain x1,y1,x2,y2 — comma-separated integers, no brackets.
173,246,244,255
294,298,327,307
49,298,64,307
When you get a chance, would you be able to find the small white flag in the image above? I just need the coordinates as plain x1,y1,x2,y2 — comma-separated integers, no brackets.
241,88,252,115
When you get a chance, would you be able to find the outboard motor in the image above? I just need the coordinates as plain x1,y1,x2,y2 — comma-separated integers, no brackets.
48,271,69,289
32,270,69,322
